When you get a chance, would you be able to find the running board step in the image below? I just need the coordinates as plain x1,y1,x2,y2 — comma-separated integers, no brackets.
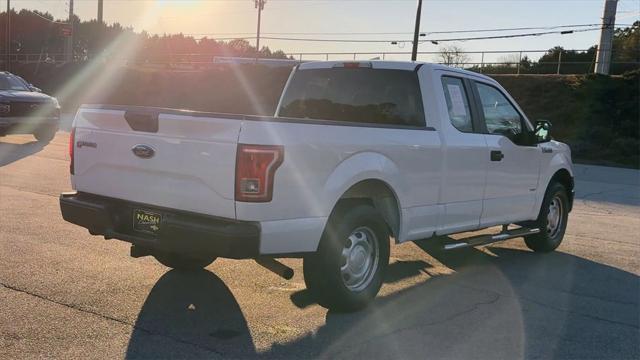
443,227,541,250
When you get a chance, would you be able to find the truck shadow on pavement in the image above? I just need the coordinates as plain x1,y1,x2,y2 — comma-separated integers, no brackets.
125,269,256,359
0,140,45,167
126,242,639,359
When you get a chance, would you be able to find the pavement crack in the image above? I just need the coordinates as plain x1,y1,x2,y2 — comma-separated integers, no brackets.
577,187,640,212
567,233,640,247
521,296,639,329
0,282,225,357
455,283,639,329
335,289,502,356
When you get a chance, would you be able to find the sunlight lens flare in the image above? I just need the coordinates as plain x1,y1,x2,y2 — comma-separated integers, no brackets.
53,6,163,111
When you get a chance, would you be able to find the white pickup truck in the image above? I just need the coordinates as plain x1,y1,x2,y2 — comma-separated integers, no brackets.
60,61,574,311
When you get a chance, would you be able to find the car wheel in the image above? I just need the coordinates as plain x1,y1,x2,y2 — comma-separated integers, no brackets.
153,252,216,271
34,127,57,143
303,201,390,312
524,182,569,252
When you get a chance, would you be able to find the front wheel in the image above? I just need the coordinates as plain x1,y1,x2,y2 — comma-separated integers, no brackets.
303,202,390,312
153,252,216,271
524,182,569,252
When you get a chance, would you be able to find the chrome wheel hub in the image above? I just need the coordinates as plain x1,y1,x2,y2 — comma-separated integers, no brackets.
340,227,379,291
547,196,563,237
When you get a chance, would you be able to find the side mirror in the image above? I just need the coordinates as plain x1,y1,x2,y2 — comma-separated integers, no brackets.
29,85,42,93
534,120,552,143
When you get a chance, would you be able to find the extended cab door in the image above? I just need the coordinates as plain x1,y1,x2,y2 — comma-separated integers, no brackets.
435,72,488,234
470,81,541,226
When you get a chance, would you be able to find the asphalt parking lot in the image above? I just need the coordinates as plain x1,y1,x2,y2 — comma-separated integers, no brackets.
0,132,638,359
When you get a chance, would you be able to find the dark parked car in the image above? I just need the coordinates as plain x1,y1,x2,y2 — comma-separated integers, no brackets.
0,71,60,142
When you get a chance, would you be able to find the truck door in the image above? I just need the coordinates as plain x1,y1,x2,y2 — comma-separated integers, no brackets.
471,80,541,226
435,74,488,235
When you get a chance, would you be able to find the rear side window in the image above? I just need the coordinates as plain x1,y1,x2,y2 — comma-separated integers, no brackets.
278,68,426,127
441,76,473,132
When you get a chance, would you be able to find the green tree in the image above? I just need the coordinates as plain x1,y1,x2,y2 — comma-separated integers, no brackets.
611,21,640,74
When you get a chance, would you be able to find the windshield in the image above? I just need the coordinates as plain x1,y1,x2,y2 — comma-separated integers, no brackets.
0,73,30,91
278,68,425,127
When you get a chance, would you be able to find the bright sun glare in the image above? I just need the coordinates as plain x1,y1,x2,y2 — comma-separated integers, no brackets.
154,0,203,8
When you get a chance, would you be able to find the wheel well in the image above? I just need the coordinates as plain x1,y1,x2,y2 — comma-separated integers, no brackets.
550,168,574,210
335,179,401,240
550,169,573,192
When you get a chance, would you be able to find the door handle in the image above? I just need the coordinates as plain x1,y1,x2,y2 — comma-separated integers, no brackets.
490,150,504,161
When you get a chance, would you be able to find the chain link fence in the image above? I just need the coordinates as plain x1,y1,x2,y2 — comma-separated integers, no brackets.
3,48,639,75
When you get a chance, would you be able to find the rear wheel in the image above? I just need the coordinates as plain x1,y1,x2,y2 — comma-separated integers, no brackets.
304,202,390,312
34,126,56,143
153,252,216,271
524,182,569,252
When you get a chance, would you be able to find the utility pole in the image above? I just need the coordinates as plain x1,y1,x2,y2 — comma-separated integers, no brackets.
411,0,422,61
65,0,74,63
255,0,265,59
594,0,618,75
98,0,103,24
5,0,10,71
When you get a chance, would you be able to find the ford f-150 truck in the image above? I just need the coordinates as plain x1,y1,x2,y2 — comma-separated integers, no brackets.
60,61,574,311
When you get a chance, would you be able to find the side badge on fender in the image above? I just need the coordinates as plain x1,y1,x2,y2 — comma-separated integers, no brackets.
132,144,156,159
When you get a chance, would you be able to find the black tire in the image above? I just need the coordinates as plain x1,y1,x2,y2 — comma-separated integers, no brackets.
303,201,390,312
524,182,569,252
153,252,216,271
34,127,56,143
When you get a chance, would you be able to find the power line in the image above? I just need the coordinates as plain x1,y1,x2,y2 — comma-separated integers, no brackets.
193,26,611,43
422,27,609,43
423,24,604,35
182,23,634,37
23,9,69,24
192,27,613,43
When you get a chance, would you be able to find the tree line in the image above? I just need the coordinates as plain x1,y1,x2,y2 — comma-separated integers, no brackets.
0,9,289,64
1,9,637,74
439,21,639,75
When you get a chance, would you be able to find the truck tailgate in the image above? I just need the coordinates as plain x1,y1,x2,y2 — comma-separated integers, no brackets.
71,106,241,219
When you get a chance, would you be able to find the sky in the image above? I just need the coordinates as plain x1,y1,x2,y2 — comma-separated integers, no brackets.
7,0,640,62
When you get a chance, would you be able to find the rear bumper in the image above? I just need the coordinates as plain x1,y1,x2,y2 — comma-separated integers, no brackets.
59,192,261,259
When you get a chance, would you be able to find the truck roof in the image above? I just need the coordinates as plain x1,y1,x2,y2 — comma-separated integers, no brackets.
297,60,493,81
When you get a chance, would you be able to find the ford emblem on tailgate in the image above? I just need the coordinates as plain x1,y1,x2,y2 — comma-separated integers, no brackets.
132,144,155,159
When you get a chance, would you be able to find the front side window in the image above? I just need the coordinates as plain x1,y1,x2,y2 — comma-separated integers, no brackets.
278,68,425,127
441,76,473,132
475,82,522,136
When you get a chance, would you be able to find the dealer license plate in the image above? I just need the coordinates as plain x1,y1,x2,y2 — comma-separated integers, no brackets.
133,209,162,234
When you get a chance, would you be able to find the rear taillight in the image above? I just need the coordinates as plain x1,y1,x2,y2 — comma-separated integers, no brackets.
235,144,284,202
69,127,75,175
